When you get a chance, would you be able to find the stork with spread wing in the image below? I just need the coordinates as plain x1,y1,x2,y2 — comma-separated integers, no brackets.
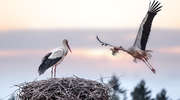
97,0,162,74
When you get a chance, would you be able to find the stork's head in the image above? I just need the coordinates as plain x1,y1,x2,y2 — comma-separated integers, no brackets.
63,39,72,53
119,46,125,51
110,46,124,56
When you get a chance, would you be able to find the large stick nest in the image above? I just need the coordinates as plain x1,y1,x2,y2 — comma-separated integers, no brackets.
17,77,110,100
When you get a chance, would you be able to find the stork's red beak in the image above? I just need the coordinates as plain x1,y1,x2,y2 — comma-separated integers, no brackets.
66,42,72,53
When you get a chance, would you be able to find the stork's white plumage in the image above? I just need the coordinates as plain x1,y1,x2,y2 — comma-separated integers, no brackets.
38,39,72,78
97,0,162,74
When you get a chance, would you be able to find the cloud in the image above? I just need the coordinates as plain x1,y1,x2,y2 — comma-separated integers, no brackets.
72,48,131,60
0,49,46,57
157,46,180,54
0,48,132,62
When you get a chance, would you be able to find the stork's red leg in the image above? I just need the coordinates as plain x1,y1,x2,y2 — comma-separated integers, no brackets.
142,59,151,70
144,58,156,73
142,58,156,74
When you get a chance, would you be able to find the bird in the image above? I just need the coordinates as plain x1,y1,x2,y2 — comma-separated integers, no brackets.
96,0,162,74
38,39,72,78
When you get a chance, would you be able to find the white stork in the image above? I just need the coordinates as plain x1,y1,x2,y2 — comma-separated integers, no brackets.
96,0,162,74
38,39,72,78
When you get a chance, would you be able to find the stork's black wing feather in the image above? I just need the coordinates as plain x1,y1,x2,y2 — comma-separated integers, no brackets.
133,0,162,50
38,52,62,75
96,36,115,47
141,1,162,50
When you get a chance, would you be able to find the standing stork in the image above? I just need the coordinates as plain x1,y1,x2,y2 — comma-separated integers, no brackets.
38,39,72,78
96,0,162,74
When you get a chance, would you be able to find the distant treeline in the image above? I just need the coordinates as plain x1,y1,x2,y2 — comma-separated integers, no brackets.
103,75,174,100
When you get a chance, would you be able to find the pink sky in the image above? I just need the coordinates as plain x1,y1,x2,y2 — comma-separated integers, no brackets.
0,0,180,99
0,0,180,30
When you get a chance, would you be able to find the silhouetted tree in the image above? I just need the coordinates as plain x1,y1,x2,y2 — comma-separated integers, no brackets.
108,75,126,100
156,89,169,100
123,92,127,100
131,80,152,100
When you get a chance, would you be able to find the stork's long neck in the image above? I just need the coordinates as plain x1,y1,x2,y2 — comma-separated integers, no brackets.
63,42,68,55
120,46,130,54
119,46,127,52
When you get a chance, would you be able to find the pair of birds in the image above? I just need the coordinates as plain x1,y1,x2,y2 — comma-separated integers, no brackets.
38,0,162,77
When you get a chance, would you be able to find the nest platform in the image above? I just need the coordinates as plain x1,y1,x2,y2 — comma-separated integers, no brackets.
17,77,110,100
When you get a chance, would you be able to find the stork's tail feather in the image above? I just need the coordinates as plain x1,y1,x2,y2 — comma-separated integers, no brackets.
149,0,162,13
38,64,48,75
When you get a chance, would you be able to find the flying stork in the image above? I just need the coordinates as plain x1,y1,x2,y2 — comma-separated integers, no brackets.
96,0,162,74
38,39,72,78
